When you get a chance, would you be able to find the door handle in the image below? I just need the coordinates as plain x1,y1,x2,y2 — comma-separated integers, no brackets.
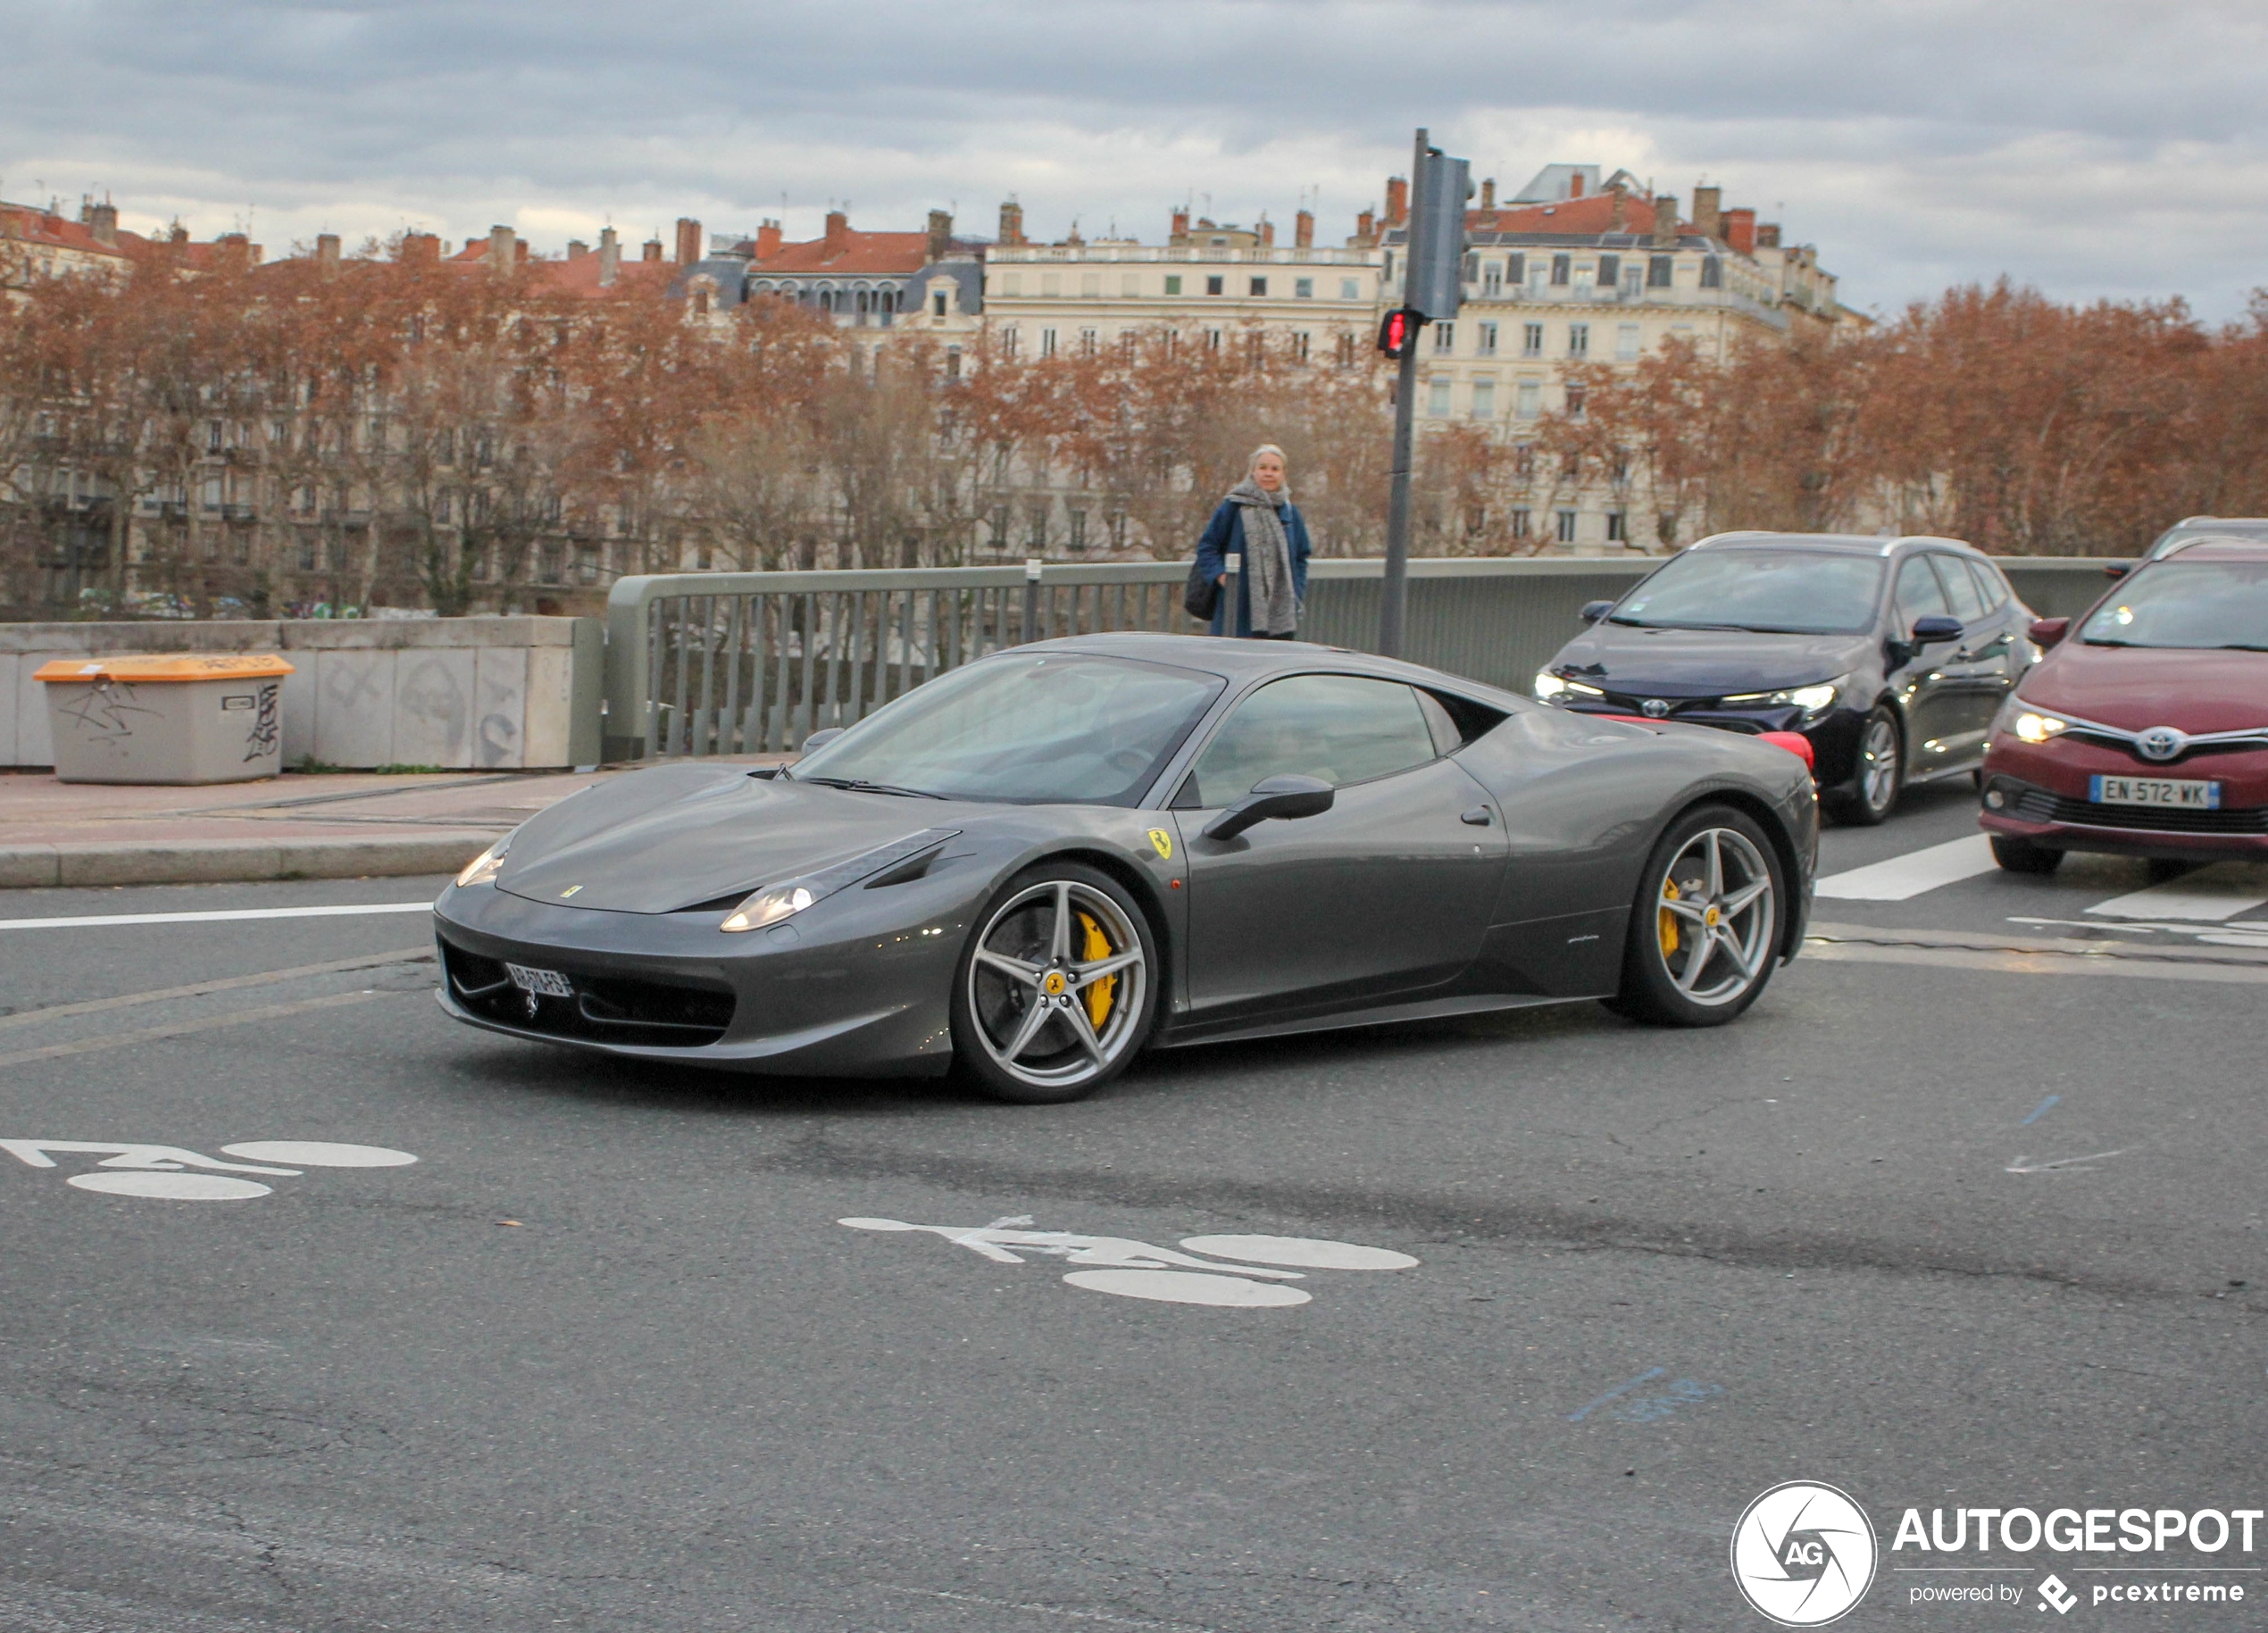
1460,806,1493,826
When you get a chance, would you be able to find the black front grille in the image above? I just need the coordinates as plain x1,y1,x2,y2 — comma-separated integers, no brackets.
2012,788,2268,835
442,941,735,1046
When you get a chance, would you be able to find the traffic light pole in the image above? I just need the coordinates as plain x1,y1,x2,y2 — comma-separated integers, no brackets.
1378,126,1432,661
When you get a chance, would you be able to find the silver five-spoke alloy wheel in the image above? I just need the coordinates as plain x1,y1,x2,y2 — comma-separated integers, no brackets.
1652,826,1778,1006
966,878,1148,1095
1858,713,1900,816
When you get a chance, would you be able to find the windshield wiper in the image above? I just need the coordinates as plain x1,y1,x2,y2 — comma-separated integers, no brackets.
1616,619,1754,632
2214,643,2268,652
796,776,946,800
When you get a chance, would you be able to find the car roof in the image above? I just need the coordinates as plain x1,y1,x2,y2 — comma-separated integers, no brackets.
1685,530,1986,558
2152,519,2268,555
1015,629,1523,704
2143,536,2268,563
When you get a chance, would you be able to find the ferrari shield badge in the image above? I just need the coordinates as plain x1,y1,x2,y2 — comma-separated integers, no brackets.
1147,828,1173,860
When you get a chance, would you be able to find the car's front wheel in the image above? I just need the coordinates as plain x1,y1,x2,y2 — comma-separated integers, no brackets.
1990,835,2063,874
1607,805,1785,1028
952,862,1158,1104
1823,705,1902,825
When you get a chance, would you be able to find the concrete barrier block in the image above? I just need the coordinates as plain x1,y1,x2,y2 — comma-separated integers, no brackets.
313,650,397,767
471,646,529,769
524,645,574,768
280,669,315,766
392,647,477,768
0,653,17,766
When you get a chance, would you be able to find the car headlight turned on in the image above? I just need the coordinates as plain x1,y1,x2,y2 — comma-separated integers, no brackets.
2014,711,2070,744
1722,677,1844,718
720,883,816,933
1534,671,1604,704
454,833,513,888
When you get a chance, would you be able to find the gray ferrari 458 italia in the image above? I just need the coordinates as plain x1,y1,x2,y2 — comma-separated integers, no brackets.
434,633,1817,1102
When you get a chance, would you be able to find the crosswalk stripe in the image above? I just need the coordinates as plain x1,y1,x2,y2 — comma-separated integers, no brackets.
1814,834,1998,901
2088,862,2268,921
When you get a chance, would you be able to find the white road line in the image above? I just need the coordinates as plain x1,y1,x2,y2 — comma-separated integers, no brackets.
0,902,434,931
1815,834,1998,901
2089,862,2268,921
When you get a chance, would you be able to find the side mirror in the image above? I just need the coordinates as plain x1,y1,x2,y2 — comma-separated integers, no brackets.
1202,773,1334,842
798,727,846,754
1579,599,1614,623
2028,617,2069,650
1910,615,1964,646
2104,561,2131,579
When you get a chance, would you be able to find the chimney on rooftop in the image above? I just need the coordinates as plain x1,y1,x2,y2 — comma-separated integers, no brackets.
598,226,620,286
315,232,340,270
1385,176,1409,227
1569,171,1586,198
1723,207,1756,256
1755,221,1781,250
675,217,702,266
1692,186,1722,242
642,237,663,262
567,238,588,258
1257,216,1274,247
1608,179,1629,233
1170,207,1189,245
755,220,781,260
997,201,1024,247
1354,207,1375,247
169,222,188,245
400,232,439,265
1479,178,1496,212
822,210,848,258
516,239,529,264
1652,195,1679,247
927,209,952,263
488,224,516,272
88,201,118,247
1294,208,1313,248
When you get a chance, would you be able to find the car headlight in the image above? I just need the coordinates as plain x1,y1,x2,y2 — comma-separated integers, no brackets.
1721,676,1844,716
1534,671,1604,704
454,833,513,888
721,884,815,933
2014,710,2069,744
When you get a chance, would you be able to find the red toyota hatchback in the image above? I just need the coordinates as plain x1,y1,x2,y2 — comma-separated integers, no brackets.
1980,537,2268,871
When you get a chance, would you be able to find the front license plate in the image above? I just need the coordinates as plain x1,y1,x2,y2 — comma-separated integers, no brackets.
505,962,575,997
2089,775,2221,810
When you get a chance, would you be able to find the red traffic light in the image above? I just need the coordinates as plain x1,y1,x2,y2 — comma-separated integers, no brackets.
1376,307,1422,360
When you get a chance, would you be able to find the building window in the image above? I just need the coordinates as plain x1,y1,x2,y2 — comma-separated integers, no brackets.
946,345,962,379
1164,274,1183,296
1565,381,1587,417
1249,276,1267,296
1477,321,1497,355
1080,328,1097,356
1597,254,1620,288
932,290,948,317
1291,330,1311,362
1568,323,1589,357
1509,508,1531,539
1339,278,1359,299
1506,253,1525,285
1001,327,1020,359
1471,379,1496,420
1522,322,1544,357
1556,510,1579,544
1041,328,1057,357
1206,329,1222,351
1606,510,1627,543
1041,272,1061,297
1336,332,1358,367
1426,378,1453,418
1647,254,1672,288
1205,275,1224,296
1616,323,1640,361
1550,254,1571,286
1068,510,1088,551
1700,256,1722,289
1516,379,1541,419
1433,321,1455,354
1482,262,1503,298
1109,512,1127,547
1027,504,1049,550
1294,277,1313,298
988,506,1009,547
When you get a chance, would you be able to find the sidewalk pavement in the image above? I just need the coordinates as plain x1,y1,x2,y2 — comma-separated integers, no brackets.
0,760,782,888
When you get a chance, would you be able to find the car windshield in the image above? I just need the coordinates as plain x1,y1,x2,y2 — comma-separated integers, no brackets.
788,653,1225,804
2080,560,2268,650
2151,522,2268,558
1611,547,1885,635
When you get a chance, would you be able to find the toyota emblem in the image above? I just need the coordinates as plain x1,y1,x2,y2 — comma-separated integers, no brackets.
1641,699,1672,719
2137,725,2186,762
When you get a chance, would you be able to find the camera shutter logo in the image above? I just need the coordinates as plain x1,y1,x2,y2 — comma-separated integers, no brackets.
1730,1481,1877,1626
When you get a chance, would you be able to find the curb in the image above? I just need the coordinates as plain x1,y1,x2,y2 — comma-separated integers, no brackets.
0,830,498,889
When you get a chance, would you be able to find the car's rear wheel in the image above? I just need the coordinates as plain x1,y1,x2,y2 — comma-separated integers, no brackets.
1989,835,2063,874
952,862,1157,1104
1606,805,1784,1028
1823,706,1902,825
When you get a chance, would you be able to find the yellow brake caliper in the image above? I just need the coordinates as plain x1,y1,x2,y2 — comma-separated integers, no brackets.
1080,912,1116,1029
1658,879,1682,959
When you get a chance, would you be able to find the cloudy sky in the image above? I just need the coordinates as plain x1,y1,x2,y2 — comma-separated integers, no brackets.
4,0,2264,320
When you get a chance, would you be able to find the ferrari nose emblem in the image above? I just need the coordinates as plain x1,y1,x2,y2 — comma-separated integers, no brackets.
1147,828,1173,861
559,885,583,898
1041,971,1068,996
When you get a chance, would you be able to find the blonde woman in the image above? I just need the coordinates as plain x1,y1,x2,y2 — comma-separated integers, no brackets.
1194,445,1312,638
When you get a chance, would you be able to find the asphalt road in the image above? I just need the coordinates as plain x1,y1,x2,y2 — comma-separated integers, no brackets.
2,791,2264,1632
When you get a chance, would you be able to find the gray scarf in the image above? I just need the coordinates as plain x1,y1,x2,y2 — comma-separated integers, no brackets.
1227,479,1298,635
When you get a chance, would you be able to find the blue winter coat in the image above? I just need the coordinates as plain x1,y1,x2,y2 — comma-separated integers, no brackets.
1194,496,1313,637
